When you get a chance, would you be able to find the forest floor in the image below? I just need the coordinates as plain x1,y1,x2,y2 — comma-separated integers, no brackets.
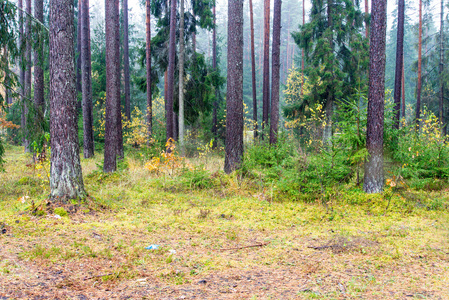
0,145,449,299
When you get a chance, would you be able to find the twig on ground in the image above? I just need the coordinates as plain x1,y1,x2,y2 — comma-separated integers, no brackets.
219,241,270,251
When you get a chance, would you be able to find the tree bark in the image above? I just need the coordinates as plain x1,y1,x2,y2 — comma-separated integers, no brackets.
23,0,31,152
249,0,258,140
34,0,44,111
212,4,219,148
415,0,422,126
224,0,244,174
18,0,24,104
122,0,131,121
166,0,177,142
76,0,82,112
49,0,86,200
301,0,304,95
146,0,152,138
270,0,281,145
365,0,369,39
393,0,404,130
364,0,387,194
262,0,270,138
439,0,444,133
115,0,123,159
81,0,94,158
104,0,122,172
401,56,405,121
179,0,185,154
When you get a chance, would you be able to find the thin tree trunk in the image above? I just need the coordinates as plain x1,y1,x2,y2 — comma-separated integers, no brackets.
23,0,31,152
81,0,94,158
365,0,369,39
415,0,422,126
270,0,281,145
393,0,404,130
301,0,305,95
224,0,244,174
104,0,122,172
166,0,176,142
49,0,86,200
439,0,444,133
122,0,131,121
364,0,387,194
212,4,219,148
34,0,44,111
4,46,11,105
401,56,405,121
115,0,123,159
249,0,258,140
262,0,270,138
179,0,185,154
76,0,82,109
146,0,152,138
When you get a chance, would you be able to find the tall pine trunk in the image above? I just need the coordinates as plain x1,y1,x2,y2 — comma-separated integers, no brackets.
115,0,123,159
402,57,405,121
76,0,82,109
212,4,219,147
49,0,86,200
122,0,131,121
262,0,270,137
104,0,122,172
34,0,45,121
166,0,177,142
146,0,152,138
439,0,445,134
270,0,281,144
23,0,31,152
249,0,257,140
415,0,422,126
301,0,305,95
365,0,369,39
393,0,404,130
81,0,94,158
179,0,185,154
364,0,387,194
224,0,244,174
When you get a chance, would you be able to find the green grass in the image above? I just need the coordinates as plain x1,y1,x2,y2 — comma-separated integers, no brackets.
0,144,449,298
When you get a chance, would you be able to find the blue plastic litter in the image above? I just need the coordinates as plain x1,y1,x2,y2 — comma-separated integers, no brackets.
145,244,160,250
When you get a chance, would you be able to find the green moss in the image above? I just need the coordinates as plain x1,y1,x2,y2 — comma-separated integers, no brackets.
54,207,68,217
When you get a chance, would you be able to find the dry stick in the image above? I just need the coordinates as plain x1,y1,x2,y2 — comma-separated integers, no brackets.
219,241,270,251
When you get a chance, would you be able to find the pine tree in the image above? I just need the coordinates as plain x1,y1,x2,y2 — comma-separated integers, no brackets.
122,0,131,121
270,0,281,144
393,0,405,130
81,0,94,158
364,0,387,194
49,0,86,200
224,0,244,173
146,0,152,138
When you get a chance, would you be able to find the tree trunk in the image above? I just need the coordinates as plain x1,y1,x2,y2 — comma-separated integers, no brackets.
115,0,124,159
34,0,45,111
301,0,305,95
262,0,270,138
81,0,94,158
439,0,444,133
49,0,86,200
365,0,369,39
415,0,422,126
122,0,131,121
270,0,281,145
393,0,404,130
23,0,31,152
4,46,11,105
179,0,185,154
249,0,258,140
146,0,152,138
401,56,405,121
166,0,176,142
18,0,24,104
212,4,219,148
76,0,82,110
224,0,244,174
364,0,387,194
104,0,122,172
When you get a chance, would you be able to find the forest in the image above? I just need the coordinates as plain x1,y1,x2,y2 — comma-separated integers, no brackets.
0,0,449,298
